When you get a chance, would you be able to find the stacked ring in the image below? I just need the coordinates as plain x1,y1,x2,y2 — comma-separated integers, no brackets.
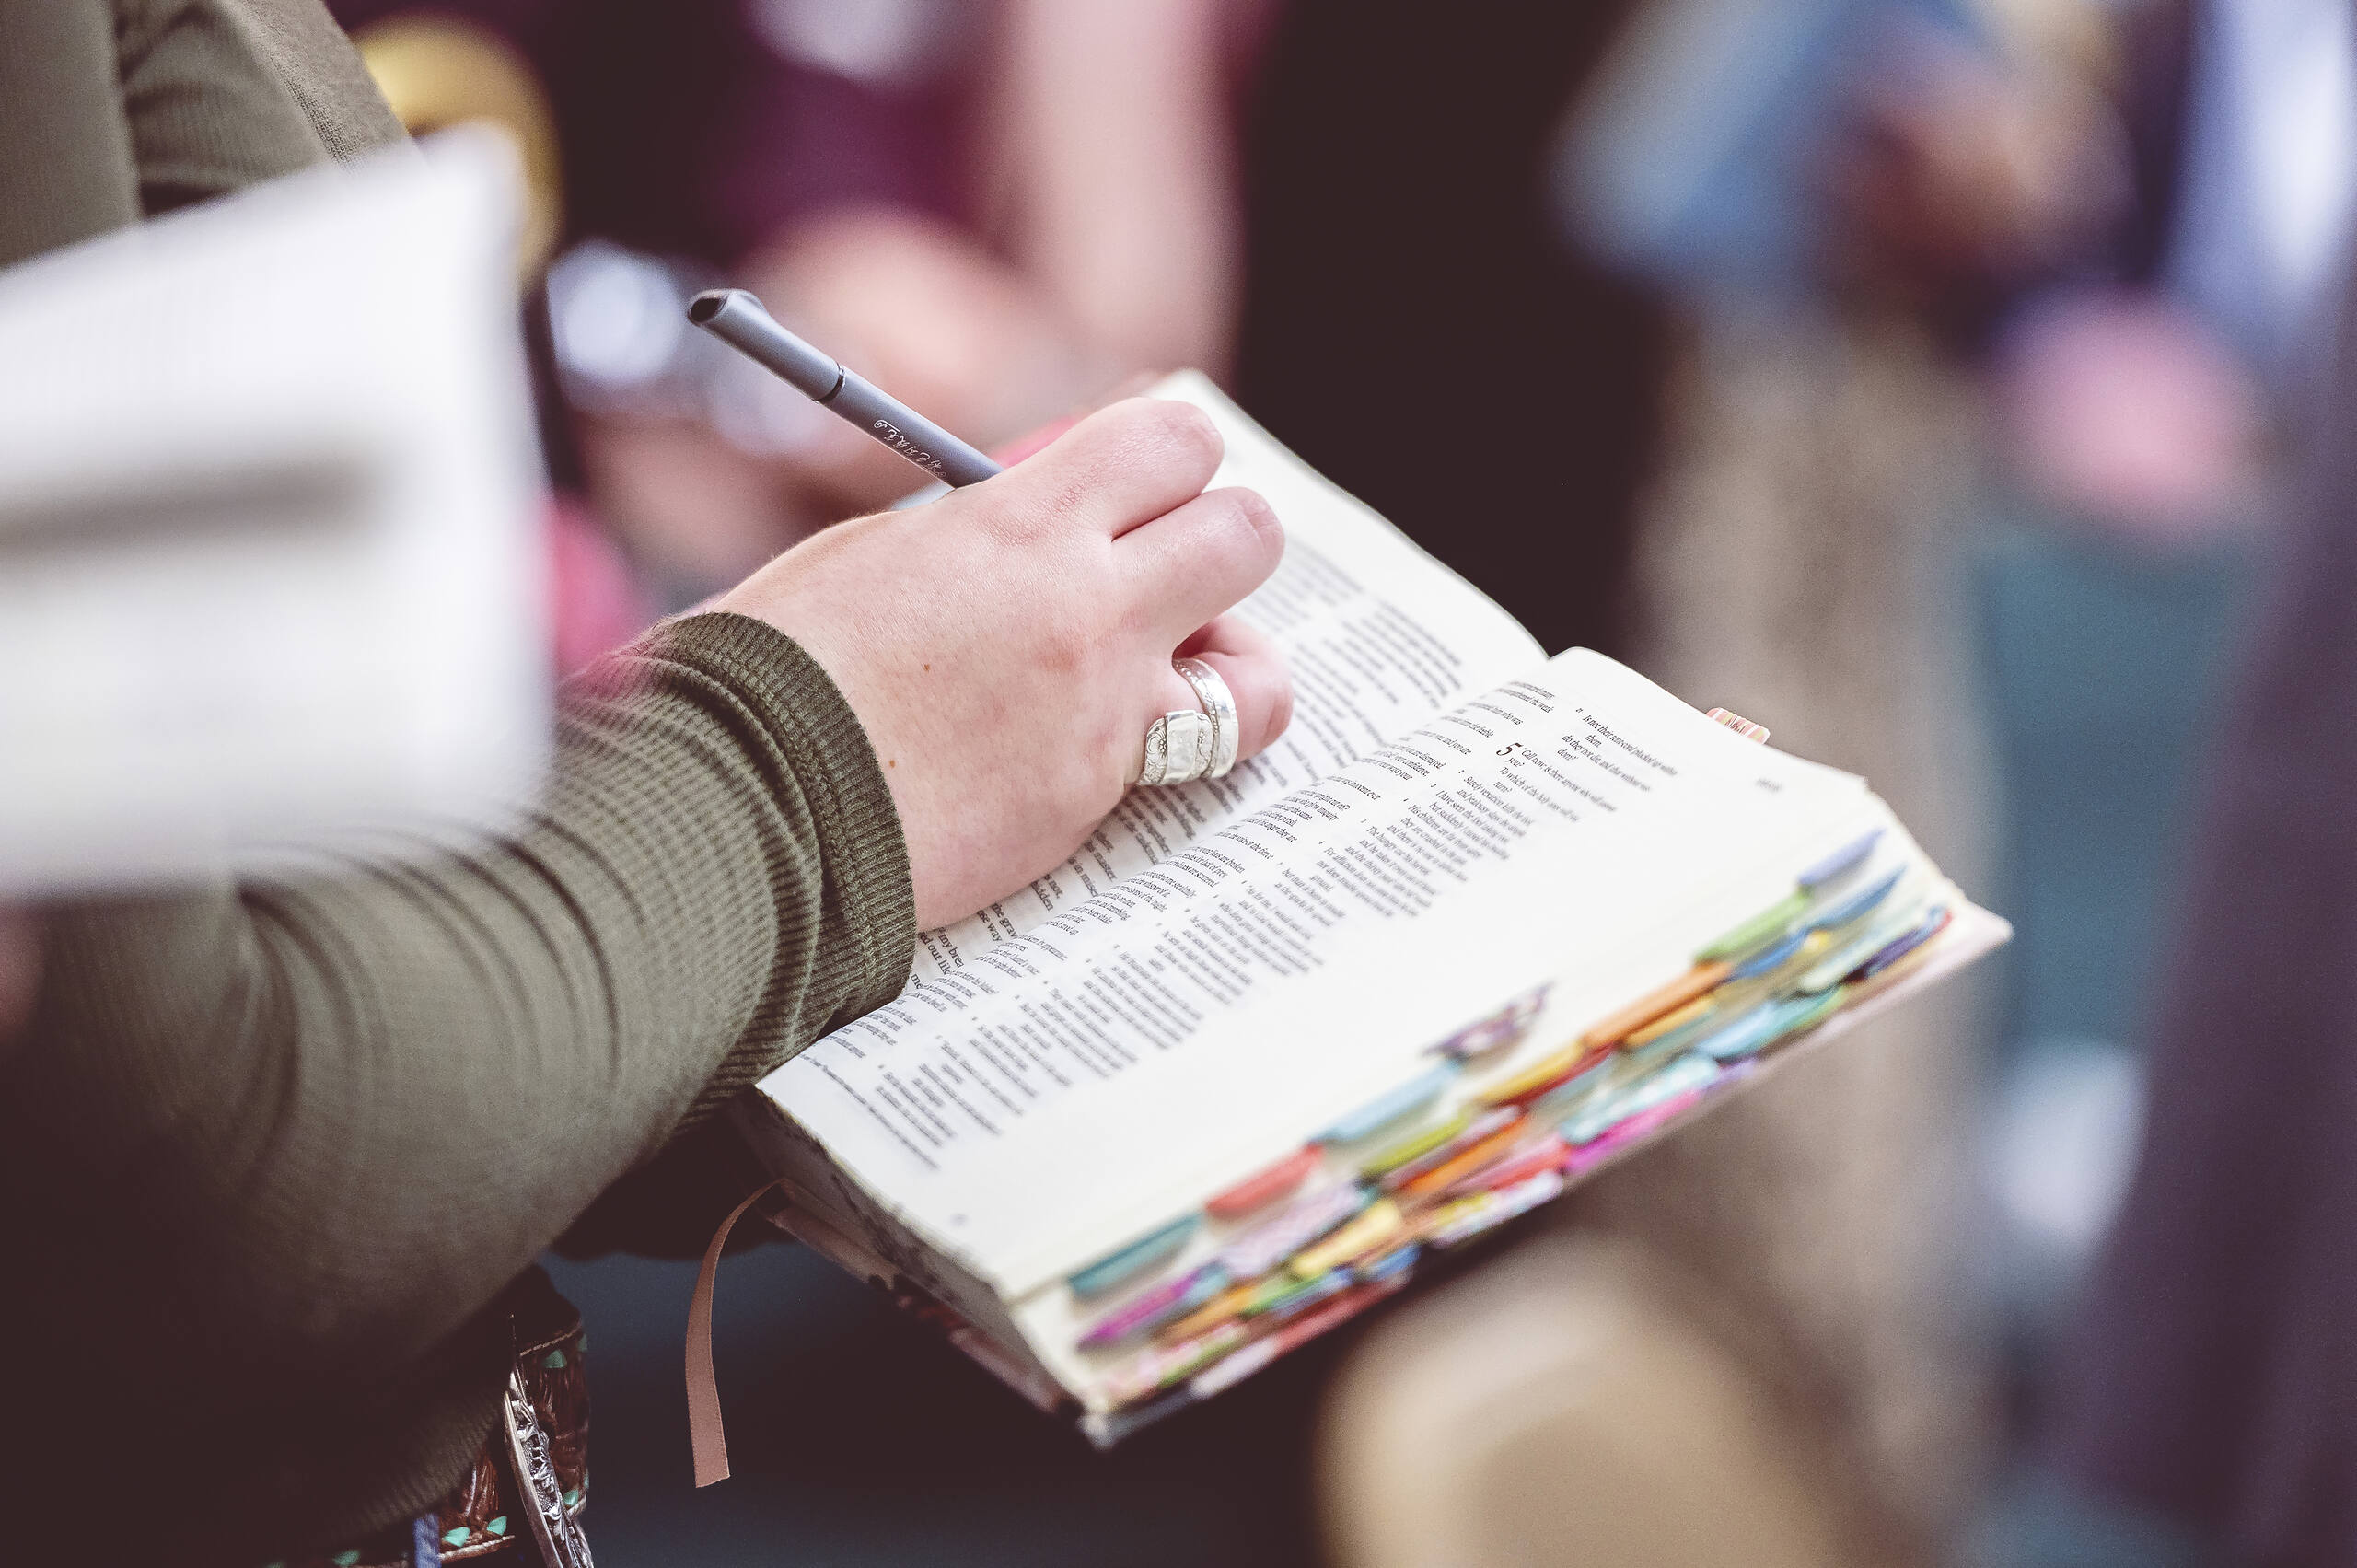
1137,658,1242,786
1172,657,1240,779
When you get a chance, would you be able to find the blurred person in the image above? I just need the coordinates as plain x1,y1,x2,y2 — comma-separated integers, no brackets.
2045,268,2357,1565
334,0,1270,600
1827,3,2357,1562
1304,5,2043,1561
1829,0,2290,552
1324,1237,1889,1568
0,6,1293,1566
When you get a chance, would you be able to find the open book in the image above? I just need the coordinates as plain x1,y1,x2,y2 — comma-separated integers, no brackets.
732,374,2006,1444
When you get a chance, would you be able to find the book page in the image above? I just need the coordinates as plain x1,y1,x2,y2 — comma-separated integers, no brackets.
763,648,1878,1297
909,373,1545,979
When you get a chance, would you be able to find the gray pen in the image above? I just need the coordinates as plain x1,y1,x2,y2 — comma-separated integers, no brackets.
687,289,1004,487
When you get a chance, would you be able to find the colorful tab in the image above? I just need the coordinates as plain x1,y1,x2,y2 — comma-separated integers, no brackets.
1184,1336,1279,1401
1698,889,1811,962
1857,905,1951,980
1480,1040,1611,1107
1621,990,1736,1065
1705,707,1771,743
1805,865,1905,934
1798,829,1882,889
1418,1189,1497,1245
1068,1214,1200,1298
1775,986,1846,1045
1434,985,1550,1059
1687,999,1780,1062
1355,1241,1422,1284
1694,991,1840,1062
1433,1132,1571,1202
1378,1107,1520,1192
1397,1119,1530,1200
1525,1053,1621,1123
1155,1280,1260,1345
1626,994,1714,1047
1194,1272,1413,1399
1246,1267,1353,1320
1205,1145,1324,1220
1562,1052,1719,1144
1358,1109,1475,1178
1562,1086,1713,1177
1425,1167,1567,1248
1216,1183,1370,1280
1843,932,1945,1005
1794,900,1923,993
1290,1198,1406,1277
1727,928,1807,981
1319,1060,1460,1144
1077,1264,1231,1350
1578,960,1734,1049
1106,1319,1249,1405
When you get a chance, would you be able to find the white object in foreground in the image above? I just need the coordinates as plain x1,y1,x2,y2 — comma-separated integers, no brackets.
0,131,549,893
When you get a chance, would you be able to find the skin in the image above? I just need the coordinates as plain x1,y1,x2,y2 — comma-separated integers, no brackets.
588,0,1264,587
714,395,1293,929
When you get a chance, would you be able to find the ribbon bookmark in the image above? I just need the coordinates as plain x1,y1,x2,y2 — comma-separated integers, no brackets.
686,1177,795,1487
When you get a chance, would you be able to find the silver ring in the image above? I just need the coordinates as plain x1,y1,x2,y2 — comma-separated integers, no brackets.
1137,658,1241,786
1138,709,1213,786
1173,657,1239,779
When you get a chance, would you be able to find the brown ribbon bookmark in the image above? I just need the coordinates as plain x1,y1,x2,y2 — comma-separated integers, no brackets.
686,1177,795,1487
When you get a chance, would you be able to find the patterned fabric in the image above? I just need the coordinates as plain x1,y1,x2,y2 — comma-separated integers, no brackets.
276,1313,591,1568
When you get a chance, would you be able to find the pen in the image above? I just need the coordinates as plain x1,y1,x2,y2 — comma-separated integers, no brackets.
686,288,1005,487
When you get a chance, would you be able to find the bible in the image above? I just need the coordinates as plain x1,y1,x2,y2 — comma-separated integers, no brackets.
726,373,2006,1445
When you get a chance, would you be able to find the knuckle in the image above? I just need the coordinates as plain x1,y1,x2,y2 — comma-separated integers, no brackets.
1225,486,1283,552
1126,397,1225,473
1202,487,1283,567
1264,678,1296,746
1036,587,1109,674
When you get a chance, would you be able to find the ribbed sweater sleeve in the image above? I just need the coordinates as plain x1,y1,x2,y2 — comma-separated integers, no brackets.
5,612,913,1551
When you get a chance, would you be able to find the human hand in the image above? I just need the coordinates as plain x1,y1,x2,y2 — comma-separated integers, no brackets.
1993,289,2266,546
1823,25,2125,305
714,397,1293,929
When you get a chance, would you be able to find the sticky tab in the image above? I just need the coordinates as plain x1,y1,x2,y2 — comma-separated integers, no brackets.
1217,1183,1371,1280
1706,707,1771,743
1359,1109,1475,1178
1579,961,1735,1049
1077,1264,1230,1350
1206,1145,1323,1220
1289,1199,1406,1278
1799,829,1883,888
1068,1214,1200,1298
1319,1060,1460,1144
1697,890,1810,962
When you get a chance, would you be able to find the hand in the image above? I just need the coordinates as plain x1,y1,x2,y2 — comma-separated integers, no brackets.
1993,289,2265,545
1822,24,2125,304
714,397,1293,929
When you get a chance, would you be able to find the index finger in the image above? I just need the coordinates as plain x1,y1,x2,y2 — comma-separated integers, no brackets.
971,396,1225,540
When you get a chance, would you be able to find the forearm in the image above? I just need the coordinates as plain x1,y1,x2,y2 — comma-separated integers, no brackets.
10,612,911,1376
991,0,1244,377
0,0,141,268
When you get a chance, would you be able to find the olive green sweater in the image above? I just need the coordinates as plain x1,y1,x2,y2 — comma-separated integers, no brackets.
0,3,915,1561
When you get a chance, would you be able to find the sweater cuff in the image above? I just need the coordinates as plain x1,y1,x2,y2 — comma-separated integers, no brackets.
640,610,916,1086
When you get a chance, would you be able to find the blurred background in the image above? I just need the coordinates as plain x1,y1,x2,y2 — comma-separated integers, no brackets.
223,0,2328,1560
